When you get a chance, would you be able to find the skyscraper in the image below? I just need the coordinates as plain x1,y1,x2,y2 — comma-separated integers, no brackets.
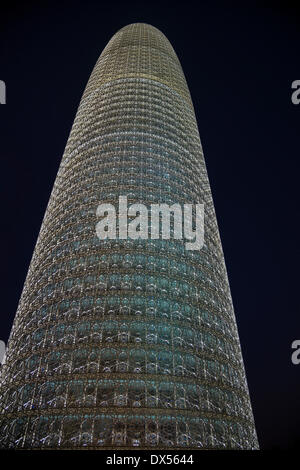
0,23,258,449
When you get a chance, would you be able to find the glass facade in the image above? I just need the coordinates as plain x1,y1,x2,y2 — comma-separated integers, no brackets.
0,23,258,449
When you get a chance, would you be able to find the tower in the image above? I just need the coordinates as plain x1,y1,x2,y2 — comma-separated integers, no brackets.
0,23,258,449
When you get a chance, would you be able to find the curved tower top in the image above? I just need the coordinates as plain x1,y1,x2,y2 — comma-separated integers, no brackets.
82,23,193,105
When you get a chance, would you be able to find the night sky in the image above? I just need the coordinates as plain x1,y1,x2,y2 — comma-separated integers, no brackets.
0,0,299,451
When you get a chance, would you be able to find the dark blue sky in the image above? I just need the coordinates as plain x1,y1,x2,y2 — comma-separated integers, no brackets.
0,0,299,450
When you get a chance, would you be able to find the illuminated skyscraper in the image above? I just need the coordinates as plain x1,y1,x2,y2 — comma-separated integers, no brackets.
0,23,258,449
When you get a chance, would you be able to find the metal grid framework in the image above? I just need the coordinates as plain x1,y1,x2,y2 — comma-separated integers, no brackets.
0,23,258,449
